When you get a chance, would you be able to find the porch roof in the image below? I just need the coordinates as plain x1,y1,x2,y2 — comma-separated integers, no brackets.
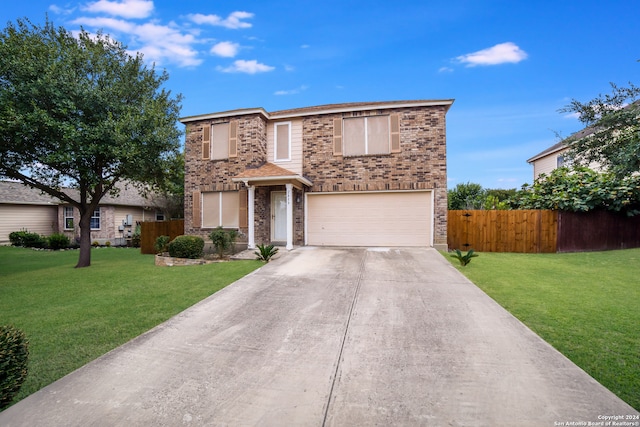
231,163,312,189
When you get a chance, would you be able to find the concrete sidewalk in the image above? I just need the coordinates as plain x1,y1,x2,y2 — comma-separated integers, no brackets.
0,247,637,426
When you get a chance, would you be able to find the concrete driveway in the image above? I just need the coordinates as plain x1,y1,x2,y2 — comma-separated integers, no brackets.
0,247,637,426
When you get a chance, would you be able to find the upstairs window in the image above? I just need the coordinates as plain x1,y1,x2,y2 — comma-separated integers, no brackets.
274,122,291,162
335,114,400,156
212,123,230,160
202,122,238,160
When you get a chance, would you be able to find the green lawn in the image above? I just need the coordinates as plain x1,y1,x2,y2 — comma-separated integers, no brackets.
0,246,262,405
447,249,640,411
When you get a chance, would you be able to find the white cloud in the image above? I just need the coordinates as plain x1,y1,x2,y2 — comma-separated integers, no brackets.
439,66,454,73
211,41,240,58
73,16,136,33
218,59,274,74
83,0,154,19
300,44,310,49
274,85,308,95
187,11,254,29
72,17,201,67
456,42,527,67
49,4,76,15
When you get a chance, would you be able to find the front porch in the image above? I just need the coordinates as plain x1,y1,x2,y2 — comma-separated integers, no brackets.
233,163,312,250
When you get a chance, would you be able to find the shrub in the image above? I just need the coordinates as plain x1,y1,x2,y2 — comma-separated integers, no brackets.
92,240,100,247
209,227,238,259
47,233,70,250
0,325,29,410
8,230,46,248
450,248,479,266
154,235,170,254
168,235,204,259
255,244,279,262
130,224,141,248
105,241,111,247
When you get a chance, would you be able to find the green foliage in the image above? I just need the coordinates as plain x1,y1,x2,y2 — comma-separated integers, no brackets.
154,235,170,254
8,230,46,248
560,83,640,178
448,182,485,210
209,227,238,259
511,166,640,216
0,325,29,410
47,233,70,250
449,183,516,210
254,244,279,262
450,248,478,266
168,235,204,259
130,224,141,248
0,18,183,267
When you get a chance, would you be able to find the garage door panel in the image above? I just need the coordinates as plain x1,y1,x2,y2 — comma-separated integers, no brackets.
306,192,431,247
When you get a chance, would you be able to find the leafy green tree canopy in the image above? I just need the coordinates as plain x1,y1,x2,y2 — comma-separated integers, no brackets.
560,83,640,178
0,18,183,267
512,166,640,216
448,183,514,210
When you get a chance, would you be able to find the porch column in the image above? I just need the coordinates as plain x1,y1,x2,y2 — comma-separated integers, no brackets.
285,183,293,250
247,185,255,249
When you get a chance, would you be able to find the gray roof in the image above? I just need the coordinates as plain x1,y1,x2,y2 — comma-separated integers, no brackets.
0,180,157,207
180,99,455,123
0,181,60,205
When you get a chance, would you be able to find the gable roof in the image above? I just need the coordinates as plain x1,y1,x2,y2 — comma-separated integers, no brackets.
232,163,312,188
0,180,157,207
179,99,455,124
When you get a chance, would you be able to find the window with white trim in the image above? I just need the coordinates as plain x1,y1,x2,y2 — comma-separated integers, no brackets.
274,122,291,161
202,192,239,228
90,208,101,230
343,116,390,156
212,123,230,160
64,206,74,229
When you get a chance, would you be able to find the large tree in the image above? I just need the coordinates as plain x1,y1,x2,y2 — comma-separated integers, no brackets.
560,82,640,178
0,18,182,267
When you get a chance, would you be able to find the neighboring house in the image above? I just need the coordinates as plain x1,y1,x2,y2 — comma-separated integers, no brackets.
180,99,453,250
0,181,167,245
0,181,58,244
527,141,571,179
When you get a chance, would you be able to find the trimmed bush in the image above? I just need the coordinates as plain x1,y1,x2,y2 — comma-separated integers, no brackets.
154,235,170,254
8,230,46,248
47,233,70,250
209,227,238,259
168,235,204,259
0,326,29,410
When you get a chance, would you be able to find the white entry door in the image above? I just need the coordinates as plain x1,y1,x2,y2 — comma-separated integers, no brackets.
271,192,287,242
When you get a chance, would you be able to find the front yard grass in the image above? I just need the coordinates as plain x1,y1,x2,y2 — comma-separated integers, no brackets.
0,246,262,406
447,248,640,410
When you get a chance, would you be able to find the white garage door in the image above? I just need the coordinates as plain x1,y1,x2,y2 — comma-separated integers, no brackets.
306,191,432,247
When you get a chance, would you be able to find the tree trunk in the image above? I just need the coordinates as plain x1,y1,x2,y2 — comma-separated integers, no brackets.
75,210,92,268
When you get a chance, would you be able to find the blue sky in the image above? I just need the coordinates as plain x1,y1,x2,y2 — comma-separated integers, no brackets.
2,0,638,189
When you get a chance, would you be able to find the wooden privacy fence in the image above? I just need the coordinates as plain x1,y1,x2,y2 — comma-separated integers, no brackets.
140,219,184,254
448,210,558,253
448,209,640,253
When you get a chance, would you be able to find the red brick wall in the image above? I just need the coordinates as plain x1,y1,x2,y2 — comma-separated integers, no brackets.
184,105,448,247
301,106,448,246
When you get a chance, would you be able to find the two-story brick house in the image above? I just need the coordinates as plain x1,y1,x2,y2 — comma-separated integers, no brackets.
180,99,453,251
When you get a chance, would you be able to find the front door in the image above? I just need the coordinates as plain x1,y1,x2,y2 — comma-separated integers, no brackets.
271,191,287,242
